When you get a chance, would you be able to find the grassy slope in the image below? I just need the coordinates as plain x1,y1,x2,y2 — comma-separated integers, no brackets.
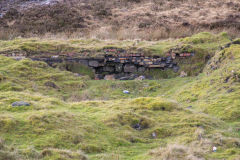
0,32,231,79
0,33,239,160
0,32,231,57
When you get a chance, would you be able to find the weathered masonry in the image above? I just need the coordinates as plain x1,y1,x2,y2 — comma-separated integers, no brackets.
2,47,195,80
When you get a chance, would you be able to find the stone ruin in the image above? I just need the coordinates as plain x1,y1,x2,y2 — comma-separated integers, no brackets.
2,47,195,80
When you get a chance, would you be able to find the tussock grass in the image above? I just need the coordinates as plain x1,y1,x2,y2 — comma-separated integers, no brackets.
41,148,88,160
175,44,240,121
0,33,239,159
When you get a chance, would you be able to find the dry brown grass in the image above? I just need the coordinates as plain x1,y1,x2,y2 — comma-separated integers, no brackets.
41,148,88,160
149,126,240,160
0,0,240,40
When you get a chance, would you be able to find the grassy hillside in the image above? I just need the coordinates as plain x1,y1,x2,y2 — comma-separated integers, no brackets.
1,0,240,40
0,33,239,160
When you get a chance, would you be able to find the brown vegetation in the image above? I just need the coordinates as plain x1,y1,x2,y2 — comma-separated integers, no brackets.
0,0,240,40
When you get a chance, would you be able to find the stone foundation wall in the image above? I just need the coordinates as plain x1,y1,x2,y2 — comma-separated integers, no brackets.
30,52,193,80
2,47,195,80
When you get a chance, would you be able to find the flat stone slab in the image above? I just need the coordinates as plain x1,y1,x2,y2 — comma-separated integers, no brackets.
124,64,137,73
12,101,30,107
89,60,99,67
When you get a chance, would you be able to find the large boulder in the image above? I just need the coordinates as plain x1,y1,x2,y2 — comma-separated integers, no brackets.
78,60,89,66
115,64,123,72
173,66,180,72
138,67,145,73
103,66,115,72
124,64,137,73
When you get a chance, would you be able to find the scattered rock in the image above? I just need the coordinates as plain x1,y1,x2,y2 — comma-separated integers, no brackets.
89,60,99,67
115,64,123,72
95,74,104,80
44,81,59,89
227,88,234,93
173,66,179,72
104,75,115,80
187,106,192,109
138,67,145,73
78,60,89,66
135,75,145,80
119,74,137,80
12,101,30,107
119,77,130,80
124,64,137,73
12,56,25,61
123,90,130,94
212,146,217,152
132,123,141,130
180,71,187,77
152,132,157,139
103,66,115,72
74,73,82,77
224,76,230,83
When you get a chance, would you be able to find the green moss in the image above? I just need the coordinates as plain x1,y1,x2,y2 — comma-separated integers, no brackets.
0,33,239,160
147,101,176,111
152,128,172,138
41,148,87,160
144,68,177,79
65,63,95,79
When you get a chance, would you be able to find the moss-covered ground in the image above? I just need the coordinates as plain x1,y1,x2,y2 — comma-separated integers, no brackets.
0,32,231,57
0,33,239,160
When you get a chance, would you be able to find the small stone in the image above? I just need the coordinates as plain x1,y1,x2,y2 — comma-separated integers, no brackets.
135,75,145,80
152,132,157,138
173,66,179,72
74,73,81,77
180,71,187,77
123,90,130,94
51,55,59,58
124,64,137,73
12,101,30,107
115,64,123,72
103,66,115,72
95,74,104,80
133,123,141,130
119,77,130,80
89,60,99,67
44,81,59,89
187,106,192,109
227,89,234,93
212,146,217,152
78,60,89,66
104,75,115,80
138,67,145,73
129,74,137,80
